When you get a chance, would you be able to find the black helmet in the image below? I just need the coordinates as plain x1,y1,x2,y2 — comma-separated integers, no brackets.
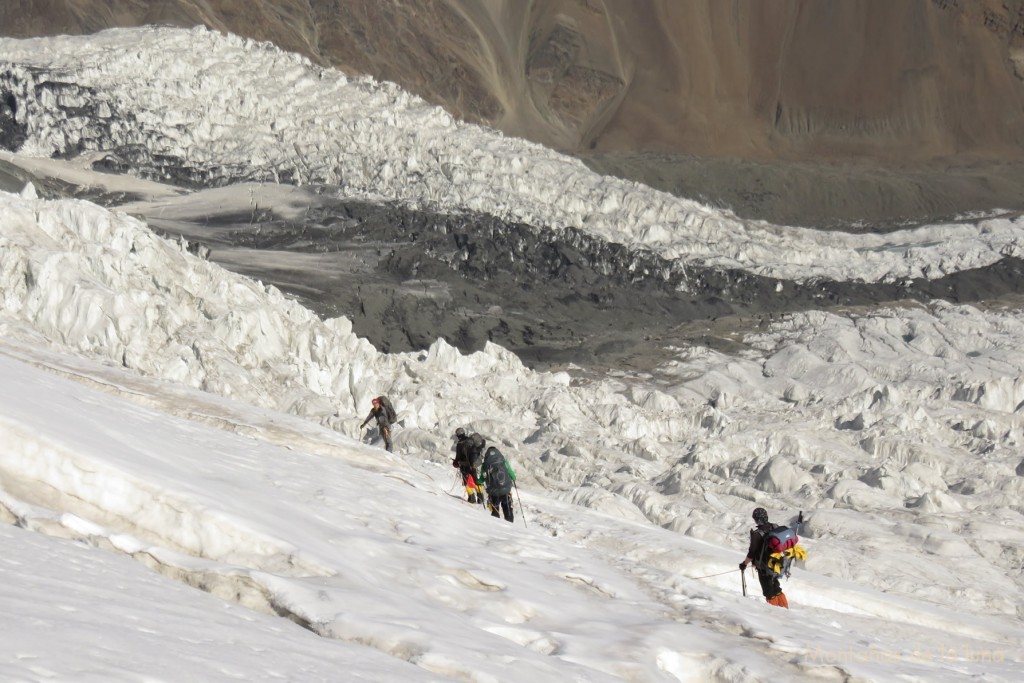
752,507,769,524
455,427,466,438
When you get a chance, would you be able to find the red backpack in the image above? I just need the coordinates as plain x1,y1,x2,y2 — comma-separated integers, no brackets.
760,513,804,578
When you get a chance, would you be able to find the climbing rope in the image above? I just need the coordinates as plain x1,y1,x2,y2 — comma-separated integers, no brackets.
448,469,463,494
688,569,741,580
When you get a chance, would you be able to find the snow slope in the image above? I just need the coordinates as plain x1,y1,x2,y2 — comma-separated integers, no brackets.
2,178,1023,681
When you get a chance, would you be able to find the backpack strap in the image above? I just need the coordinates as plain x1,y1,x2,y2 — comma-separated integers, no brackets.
754,525,771,565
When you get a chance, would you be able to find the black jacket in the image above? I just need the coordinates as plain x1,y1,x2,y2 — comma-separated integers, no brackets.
746,522,787,567
453,436,475,470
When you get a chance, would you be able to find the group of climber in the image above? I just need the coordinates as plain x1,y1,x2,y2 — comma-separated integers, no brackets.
452,427,517,523
359,399,809,602
358,396,518,523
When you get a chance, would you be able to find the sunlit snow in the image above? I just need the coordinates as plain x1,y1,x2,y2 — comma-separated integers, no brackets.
0,26,1022,683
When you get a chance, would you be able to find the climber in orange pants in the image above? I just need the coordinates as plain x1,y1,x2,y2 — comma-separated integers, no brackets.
739,507,790,609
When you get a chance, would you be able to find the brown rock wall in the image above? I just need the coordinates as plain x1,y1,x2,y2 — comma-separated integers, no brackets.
4,0,1024,165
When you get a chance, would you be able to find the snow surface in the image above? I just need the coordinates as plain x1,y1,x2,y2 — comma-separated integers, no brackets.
0,26,1022,683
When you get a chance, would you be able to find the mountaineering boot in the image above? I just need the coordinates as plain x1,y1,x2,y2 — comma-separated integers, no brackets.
468,492,476,504
767,592,789,609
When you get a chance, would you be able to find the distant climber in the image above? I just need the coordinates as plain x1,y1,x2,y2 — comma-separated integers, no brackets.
739,507,804,609
452,427,484,504
480,446,516,523
360,396,394,452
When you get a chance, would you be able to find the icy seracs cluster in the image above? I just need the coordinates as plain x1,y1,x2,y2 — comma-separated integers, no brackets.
2,186,1024,615
2,26,1024,283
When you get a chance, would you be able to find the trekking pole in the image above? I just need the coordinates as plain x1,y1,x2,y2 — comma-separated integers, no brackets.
513,481,527,528
741,566,747,597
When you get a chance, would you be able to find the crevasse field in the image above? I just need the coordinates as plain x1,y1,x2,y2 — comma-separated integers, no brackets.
0,27,1022,682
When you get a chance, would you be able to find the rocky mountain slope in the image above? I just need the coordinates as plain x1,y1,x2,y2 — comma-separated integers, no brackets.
5,0,1024,158
5,0,1024,225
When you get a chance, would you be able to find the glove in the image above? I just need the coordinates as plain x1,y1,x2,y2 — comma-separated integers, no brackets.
739,562,747,571
452,459,458,468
